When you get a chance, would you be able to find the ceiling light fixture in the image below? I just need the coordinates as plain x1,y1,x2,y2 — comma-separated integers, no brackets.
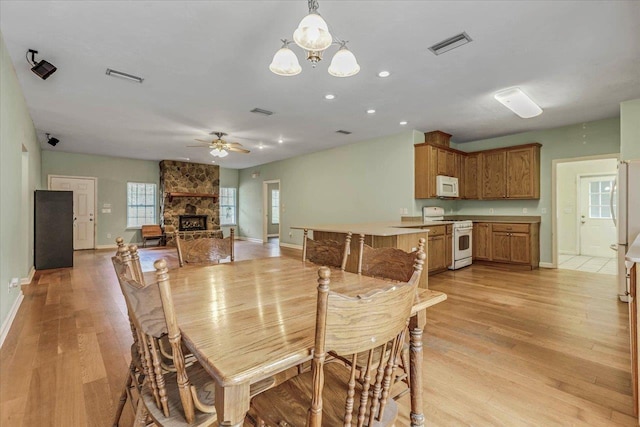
210,148,229,158
45,133,59,146
378,70,390,78
399,121,408,125
270,0,359,77
26,49,57,80
324,94,335,100
366,109,376,114
105,68,144,83
258,144,264,150
494,87,543,118
278,138,284,144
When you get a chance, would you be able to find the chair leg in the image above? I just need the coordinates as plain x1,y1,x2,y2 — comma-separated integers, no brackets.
132,400,149,427
113,366,134,427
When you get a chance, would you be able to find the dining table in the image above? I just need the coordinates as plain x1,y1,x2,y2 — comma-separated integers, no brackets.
164,256,447,427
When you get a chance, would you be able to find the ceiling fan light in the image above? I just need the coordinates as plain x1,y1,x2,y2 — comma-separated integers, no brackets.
210,148,229,158
269,46,302,76
328,47,360,77
293,13,332,51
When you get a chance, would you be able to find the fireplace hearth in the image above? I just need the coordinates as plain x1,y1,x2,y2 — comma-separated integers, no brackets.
179,215,208,231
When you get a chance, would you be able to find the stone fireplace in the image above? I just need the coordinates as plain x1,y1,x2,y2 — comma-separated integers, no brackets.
159,160,220,245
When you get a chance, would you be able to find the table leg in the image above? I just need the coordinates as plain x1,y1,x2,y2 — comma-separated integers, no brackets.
215,382,250,426
409,313,426,427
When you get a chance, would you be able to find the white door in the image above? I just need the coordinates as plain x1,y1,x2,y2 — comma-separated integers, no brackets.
579,175,616,257
49,176,96,250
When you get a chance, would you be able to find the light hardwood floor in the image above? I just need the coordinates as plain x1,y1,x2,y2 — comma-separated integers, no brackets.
0,241,635,426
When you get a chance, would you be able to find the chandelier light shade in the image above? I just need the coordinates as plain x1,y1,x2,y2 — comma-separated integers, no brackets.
269,45,302,76
270,0,358,77
293,13,332,51
328,46,360,77
210,148,229,158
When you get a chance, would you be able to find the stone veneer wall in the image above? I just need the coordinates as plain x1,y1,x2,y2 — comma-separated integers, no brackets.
159,160,220,245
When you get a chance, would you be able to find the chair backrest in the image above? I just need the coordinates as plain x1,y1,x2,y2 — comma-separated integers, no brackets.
112,249,198,424
308,261,423,427
302,228,351,270
358,236,426,283
175,229,234,267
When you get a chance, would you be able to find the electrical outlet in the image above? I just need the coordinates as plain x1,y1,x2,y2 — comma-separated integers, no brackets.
541,208,547,214
289,232,292,238
107,233,112,238
8,278,19,293
402,208,408,215
489,208,494,214
522,208,528,214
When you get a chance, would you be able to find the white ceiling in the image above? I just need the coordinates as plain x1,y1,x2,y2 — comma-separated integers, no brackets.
2,1,639,169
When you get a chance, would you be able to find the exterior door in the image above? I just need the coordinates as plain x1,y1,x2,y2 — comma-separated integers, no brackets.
49,176,96,250
579,175,616,257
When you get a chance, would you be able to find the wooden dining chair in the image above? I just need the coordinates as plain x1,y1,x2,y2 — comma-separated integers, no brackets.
302,228,352,270
175,229,234,267
250,264,422,427
355,236,427,399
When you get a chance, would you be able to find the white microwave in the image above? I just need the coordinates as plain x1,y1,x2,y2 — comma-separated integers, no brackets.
436,175,459,198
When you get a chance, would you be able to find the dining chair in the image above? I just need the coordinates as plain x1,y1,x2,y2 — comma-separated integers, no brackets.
302,228,352,270
175,228,234,267
249,263,422,427
355,236,427,399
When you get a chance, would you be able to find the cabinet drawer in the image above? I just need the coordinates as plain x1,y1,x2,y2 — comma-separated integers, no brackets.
492,223,530,233
425,225,446,236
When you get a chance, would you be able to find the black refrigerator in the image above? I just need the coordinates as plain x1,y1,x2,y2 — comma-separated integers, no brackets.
34,190,74,269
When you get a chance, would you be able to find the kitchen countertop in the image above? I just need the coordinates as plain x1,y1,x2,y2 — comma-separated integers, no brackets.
291,222,449,236
401,215,541,224
627,234,640,264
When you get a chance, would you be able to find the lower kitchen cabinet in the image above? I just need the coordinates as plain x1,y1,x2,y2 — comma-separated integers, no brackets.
473,222,539,269
426,225,451,274
445,225,453,269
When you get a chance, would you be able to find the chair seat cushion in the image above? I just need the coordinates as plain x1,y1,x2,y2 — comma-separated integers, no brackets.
250,362,398,427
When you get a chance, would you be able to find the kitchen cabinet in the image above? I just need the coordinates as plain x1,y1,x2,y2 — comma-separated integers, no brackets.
463,153,481,199
426,225,449,274
472,223,491,260
473,222,539,269
414,144,465,199
480,144,541,199
445,224,453,268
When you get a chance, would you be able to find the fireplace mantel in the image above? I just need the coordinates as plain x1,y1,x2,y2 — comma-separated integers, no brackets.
166,192,219,203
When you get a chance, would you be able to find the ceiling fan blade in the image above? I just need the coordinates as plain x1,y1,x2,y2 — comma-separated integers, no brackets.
195,138,215,144
187,145,212,148
228,147,250,153
226,142,245,147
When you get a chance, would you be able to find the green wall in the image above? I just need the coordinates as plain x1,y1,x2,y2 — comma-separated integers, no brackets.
1,32,42,328
41,151,159,246
621,98,640,160
237,130,456,245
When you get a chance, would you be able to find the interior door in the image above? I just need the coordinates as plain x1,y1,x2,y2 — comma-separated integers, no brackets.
49,176,96,250
579,175,616,257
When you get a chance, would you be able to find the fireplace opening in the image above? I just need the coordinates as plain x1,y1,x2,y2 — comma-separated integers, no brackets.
179,215,207,231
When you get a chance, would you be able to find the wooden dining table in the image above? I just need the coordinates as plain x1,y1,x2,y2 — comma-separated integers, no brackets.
164,256,447,427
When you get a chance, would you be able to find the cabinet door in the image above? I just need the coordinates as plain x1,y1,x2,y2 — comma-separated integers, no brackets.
428,235,447,272
482,151,506,199
491,232,511,262
507,147,538,198
464,154,480,199
473,223,491,260
436,149,448,176
510,233,531,264
445,232,452,268
414,145,438,198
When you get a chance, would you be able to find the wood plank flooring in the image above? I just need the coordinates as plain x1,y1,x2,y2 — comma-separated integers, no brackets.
0,240,635,426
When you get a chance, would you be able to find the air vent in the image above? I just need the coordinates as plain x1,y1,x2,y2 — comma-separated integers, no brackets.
250,108,274,116
336,130,352,135
428,32,472,55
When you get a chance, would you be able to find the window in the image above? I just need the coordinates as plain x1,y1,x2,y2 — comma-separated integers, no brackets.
220,187,237,226
127,182,157,228
271,189,280,224
588,179,615,219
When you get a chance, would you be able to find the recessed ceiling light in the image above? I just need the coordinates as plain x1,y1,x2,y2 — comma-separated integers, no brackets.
258,144,264,150
278,138,284,144
494,87,543,118
378,71,390,78
366,109,376,114
399,121,408,125
325,94,335,100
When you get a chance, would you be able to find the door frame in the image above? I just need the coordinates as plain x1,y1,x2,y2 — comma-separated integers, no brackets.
576,173,617,257
551,153,618,268
48,174,98,250
262,179,280,243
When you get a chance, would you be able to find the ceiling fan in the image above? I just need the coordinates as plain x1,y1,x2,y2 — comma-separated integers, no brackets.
188,132,250,158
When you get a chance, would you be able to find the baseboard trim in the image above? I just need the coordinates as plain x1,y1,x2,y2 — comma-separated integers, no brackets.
21,266,35,285
539,262,554,269
279,242,303,250
267,234,279,238
237,237,264,244
95,242,143,250
0,291,24,348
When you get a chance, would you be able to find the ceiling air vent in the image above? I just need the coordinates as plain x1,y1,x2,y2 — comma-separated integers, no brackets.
428,32,472,55
336,130,352,135
250,107,274,116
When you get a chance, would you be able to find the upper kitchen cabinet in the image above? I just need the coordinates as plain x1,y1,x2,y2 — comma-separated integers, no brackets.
463,153,481,199
480,143,541,200
414,144,465,198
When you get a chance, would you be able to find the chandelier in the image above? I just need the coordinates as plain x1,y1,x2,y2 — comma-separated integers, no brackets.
269,0,360,77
